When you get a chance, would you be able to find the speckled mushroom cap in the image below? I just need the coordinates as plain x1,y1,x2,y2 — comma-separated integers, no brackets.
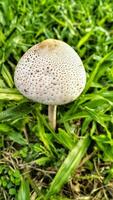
14,39,86,105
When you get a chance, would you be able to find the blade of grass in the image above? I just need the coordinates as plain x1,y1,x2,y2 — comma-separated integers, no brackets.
0,88,24,100
46,135,90,197
0,102,33,122
84,51,113,93
77,29,93,49
84,106,111,138
36,117,57,156
1,65,14,88
17,177,30,200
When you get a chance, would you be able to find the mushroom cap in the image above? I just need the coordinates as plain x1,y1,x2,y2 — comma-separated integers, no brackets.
14,39,86,105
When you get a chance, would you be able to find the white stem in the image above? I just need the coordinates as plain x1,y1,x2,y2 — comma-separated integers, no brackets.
48,105,57,130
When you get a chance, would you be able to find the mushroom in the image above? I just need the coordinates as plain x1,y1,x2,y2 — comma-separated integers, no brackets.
14,39,86,129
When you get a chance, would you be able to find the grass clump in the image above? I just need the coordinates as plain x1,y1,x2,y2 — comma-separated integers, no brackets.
0,0,113,199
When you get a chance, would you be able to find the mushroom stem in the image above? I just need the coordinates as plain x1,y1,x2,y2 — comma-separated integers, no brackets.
48,105,57,130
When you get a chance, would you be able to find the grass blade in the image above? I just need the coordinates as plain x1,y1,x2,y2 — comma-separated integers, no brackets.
46,135,90,197
77,30,93,48
17,177,30,200
84,51,113,93
1,65,14,88
0,88,24,100
0,102,33,122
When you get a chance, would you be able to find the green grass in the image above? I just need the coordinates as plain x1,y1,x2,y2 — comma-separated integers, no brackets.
0,0,113,199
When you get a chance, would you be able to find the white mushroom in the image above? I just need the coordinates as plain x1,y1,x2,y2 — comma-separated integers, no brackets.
14,39,86,129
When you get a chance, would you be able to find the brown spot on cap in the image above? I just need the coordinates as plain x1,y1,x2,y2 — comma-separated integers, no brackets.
38,39,59,51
